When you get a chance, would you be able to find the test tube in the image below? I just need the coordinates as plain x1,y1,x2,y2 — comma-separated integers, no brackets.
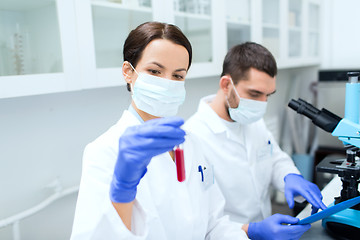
175,144,185,182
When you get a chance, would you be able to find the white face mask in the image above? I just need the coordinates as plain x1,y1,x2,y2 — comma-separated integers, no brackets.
227,78,267,124
128,63,186,117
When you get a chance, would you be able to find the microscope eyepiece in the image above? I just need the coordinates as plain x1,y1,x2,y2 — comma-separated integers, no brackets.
288,99,342,133
288,99,320,120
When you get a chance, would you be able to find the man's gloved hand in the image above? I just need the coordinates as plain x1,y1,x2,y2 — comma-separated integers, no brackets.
110,117,186,203
248,214,311,240
284,173,327,214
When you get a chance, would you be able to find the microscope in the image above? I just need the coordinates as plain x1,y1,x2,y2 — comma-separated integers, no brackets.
288,72,360,239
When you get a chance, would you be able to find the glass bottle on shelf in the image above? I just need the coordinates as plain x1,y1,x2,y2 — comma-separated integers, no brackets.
0,0,63,76
174,0,212,63
91,0,153,68
225,0,251,50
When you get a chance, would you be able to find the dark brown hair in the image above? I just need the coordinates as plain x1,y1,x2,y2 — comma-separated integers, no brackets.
221,42,277,84
124,21,192,91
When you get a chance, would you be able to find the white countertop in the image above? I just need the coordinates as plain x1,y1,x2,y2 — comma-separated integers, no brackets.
297,176,342,220
297,176,349,239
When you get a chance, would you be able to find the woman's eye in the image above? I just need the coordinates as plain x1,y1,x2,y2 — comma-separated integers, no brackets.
173,74,184,80
148,69,160,75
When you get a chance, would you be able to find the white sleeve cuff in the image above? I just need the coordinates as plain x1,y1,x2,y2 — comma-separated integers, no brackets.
131,199,148,236
91,199,149,240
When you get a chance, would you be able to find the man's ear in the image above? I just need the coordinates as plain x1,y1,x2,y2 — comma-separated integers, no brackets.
219,75,232,95
122,61,135,84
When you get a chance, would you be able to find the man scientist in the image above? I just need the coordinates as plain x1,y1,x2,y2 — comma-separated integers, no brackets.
185,42,326,240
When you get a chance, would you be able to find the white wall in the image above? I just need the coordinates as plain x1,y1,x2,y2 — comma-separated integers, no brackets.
321,0,360,69
0,87,129,239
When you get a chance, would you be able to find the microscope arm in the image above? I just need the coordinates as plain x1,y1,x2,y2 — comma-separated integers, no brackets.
332,118,360,148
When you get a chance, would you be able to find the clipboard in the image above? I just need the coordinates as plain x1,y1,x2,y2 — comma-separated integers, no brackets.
296,196,360,225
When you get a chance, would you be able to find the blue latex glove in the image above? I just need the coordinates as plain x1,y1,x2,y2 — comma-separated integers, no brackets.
110,117,186,203
284,173,327,214
248,214,311,240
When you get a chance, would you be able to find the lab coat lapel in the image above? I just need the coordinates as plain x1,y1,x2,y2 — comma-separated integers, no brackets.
224,123,245,146
197,95,246,146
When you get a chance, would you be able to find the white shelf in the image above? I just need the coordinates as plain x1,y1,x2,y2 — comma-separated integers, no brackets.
226,18,251,26
91,0,152,13
277,58,320,69
93,68,126,88
0,73,74,99
174,11,211,20
289,26,302,32
226,0,250,26
309,29,319,34
262,23,280,29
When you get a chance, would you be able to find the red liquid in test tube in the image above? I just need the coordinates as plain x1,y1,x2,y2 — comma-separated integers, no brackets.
175,145,185,182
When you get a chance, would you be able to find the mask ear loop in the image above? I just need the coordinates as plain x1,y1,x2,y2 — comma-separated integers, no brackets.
129,81,134,95
128,62,139,75
229,77,242,100
225,95,232,109
226,77,240,109
124,62,139,95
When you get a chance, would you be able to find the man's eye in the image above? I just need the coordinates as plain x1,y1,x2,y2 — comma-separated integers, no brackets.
250,93,260,98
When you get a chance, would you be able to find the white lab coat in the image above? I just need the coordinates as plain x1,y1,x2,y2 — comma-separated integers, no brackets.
70,109,249,240
184,95,300,224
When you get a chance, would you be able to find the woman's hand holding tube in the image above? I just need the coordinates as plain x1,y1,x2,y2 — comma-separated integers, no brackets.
110,117,186,203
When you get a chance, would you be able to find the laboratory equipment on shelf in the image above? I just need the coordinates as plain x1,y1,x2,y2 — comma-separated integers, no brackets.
288,72,360,240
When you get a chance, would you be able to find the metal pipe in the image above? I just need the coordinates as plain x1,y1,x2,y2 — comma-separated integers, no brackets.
0,186,79,229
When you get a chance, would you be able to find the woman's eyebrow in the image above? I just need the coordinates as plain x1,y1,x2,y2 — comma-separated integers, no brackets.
149,62,187,72
149,62,165,69
175,68,187,72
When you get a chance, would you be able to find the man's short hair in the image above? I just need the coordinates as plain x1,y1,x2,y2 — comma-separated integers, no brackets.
221,42,277,84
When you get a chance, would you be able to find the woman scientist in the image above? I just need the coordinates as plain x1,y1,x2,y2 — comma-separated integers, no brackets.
70,22,251,239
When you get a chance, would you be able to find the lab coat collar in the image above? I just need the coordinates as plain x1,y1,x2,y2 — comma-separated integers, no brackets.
120,109,142,127
197,95,228,134
128,104,144,123
197,95,245,144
